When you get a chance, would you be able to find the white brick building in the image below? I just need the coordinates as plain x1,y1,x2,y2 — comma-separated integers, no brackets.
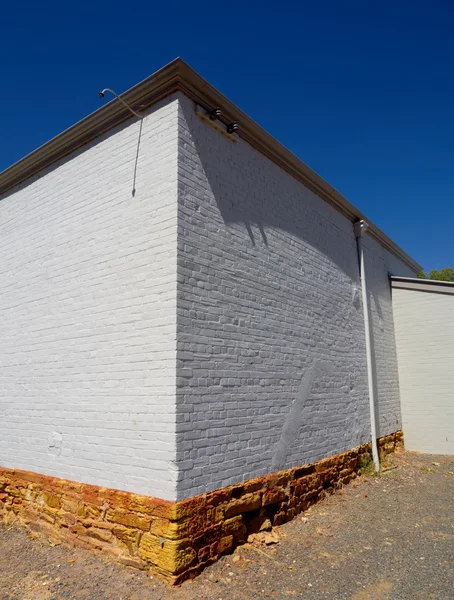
0,59,427,581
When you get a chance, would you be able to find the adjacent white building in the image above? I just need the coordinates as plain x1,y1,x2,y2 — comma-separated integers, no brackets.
0,59,428,506
391,277,454,455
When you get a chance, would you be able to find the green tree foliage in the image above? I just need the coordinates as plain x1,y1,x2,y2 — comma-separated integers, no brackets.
417,268,454,282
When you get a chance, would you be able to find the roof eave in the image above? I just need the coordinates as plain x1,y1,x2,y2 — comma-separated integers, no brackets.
0,58,184,197
390,276,454,295
0,58,422,273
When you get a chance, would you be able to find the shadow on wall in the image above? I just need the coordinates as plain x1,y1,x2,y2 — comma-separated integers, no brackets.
179,98,390,347
179,99,359,281
367,296,382,438
178,99,397,462
367,261,402,437
178,99,380,467
271,360,334,471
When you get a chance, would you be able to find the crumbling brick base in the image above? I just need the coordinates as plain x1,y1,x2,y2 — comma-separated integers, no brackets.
0,431,403,584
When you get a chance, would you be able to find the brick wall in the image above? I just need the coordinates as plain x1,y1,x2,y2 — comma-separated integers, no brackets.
176,93,415,500
1,90,416,506
0,96,180,501
362,237,414,437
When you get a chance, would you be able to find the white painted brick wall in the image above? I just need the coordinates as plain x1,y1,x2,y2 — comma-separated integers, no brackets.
0,96,179,501
362,237,415,437
176,93,415,500
1,91,417,503
392,287,454,454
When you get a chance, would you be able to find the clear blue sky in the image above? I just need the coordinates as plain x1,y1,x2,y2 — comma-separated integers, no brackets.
2,1,453,271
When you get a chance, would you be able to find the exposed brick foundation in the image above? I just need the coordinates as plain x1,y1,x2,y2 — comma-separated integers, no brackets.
0,432,402,584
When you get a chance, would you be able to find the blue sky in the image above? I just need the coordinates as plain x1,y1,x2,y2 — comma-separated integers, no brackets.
2,1,453,270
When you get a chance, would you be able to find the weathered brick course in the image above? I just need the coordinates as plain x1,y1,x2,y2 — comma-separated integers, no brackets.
0,432,402,584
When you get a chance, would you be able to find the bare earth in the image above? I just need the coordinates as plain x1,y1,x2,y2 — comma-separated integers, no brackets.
1,451,453,600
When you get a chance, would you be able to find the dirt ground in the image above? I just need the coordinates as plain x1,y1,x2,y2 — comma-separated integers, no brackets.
1,450,453,600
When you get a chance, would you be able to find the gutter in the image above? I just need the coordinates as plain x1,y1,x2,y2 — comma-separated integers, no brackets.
0,58,422,274
390,276,454,295
354,220,380,471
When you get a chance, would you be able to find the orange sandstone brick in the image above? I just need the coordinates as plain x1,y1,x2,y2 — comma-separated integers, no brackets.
215,535,233,555
262,487,286,506
105,509,151,531
42,492,61,509
138,533,196,574
224,492,261,518
222,515,247,541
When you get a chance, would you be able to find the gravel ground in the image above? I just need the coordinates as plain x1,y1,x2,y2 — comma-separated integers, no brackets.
1,450,453,600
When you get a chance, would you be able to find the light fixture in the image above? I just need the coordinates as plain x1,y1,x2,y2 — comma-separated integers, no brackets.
227,122,239,134
208,108,222,121
99,88,143,119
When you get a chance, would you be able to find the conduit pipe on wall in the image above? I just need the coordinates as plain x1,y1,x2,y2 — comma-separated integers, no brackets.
354,220,380,471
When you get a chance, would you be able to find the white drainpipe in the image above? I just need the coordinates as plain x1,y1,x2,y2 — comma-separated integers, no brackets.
354,220,380,471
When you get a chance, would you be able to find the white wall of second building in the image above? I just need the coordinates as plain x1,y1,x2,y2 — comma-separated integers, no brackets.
392,286,454,454
0,96,180,500
176,93,416,500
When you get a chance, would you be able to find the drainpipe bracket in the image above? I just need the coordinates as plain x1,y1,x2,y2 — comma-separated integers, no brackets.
353,219,369,238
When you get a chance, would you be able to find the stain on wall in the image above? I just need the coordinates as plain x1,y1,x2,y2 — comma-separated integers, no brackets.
271,361,333,472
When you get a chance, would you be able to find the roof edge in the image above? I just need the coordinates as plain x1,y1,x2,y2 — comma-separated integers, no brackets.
0,58,422,273
0,58,183,197
390,276,454,295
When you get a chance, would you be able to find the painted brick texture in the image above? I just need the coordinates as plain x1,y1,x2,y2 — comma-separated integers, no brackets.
0,97,180,501
1,90,415,507
362,238,415,437
176,93,415,500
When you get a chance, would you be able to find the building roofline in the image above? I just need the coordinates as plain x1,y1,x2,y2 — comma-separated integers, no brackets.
390,276,454,295
0,57,422,273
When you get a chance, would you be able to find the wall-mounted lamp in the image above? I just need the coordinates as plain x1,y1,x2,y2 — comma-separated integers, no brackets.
227,122,239,134
208,108,222,121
